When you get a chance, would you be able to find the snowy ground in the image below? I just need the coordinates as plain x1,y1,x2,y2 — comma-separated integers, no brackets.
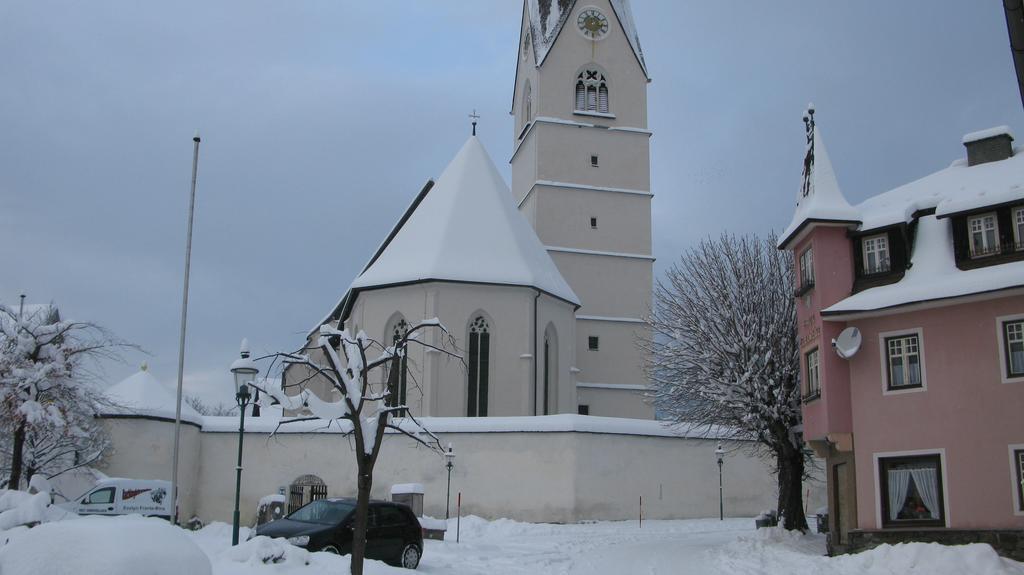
3,511,1023,574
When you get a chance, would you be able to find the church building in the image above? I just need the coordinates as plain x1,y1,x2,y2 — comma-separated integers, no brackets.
308,0,655,420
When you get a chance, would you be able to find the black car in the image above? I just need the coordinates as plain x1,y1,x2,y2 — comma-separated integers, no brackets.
254,498,423,569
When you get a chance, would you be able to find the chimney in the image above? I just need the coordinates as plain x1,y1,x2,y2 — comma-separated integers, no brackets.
962,126,1015,166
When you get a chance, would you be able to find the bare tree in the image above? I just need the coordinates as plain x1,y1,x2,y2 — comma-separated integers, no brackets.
0,303,129,490
642,234,809,531
250,318,461,575
184,394,237,416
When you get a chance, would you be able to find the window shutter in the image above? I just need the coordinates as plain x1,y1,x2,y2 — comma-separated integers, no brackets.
576,82,586,110
587,86,597,111
598,86,609,113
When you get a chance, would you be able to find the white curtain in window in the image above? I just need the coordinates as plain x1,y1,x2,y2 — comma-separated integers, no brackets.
910,468,940,520
887,468,912,521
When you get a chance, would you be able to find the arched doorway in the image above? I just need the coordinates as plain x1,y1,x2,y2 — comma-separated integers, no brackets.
288,474,327,513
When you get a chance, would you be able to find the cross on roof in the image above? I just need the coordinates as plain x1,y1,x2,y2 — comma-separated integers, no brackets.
469,109,480,136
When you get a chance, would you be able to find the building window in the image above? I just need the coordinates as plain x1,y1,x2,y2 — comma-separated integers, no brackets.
1003,319,1024,379
885,334,923,390
862,234,890,274
590,216,598,229
804,348,820,399
798,247,814,291
575,69,609,114
386,318,409,408
968,213,1000,257
878,454,944,528
467,316,490,417
1014,207,1024,251
578,405,590,415
521,82,532,134
1013,448,1024,513
588,336,599,351
590,154,599,167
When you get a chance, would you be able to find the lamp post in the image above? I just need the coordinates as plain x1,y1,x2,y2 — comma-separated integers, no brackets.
444,444,456,520
229,339,258,546
715,444,725,521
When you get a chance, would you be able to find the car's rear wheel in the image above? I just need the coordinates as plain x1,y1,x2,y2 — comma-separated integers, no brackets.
399,544,420,569
322,545,341,555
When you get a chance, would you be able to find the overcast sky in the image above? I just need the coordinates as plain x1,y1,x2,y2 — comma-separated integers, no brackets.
2,1,1021,406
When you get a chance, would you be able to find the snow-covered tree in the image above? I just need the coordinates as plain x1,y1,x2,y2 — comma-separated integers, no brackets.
0,303,127,490
251,319,459,575
642,234,809,531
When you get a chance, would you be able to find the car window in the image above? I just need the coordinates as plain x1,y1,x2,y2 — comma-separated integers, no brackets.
377,506,407,527
85,487,115,505
367,508,378,528
287,499,355,525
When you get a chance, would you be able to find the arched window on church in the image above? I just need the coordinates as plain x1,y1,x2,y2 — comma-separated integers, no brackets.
521,81,533,134
386,317,409,409
575,68,609,114
467,315,490,417
543,323,558,415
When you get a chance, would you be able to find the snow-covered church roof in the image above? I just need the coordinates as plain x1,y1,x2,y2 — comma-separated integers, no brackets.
778,127,860,249
102,365,203,426
525,0,648,79
320,136,579,329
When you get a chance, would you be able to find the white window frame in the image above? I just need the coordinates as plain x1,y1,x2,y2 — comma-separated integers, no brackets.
872,448,950,529
996,313,1024,384
862,234,890,274
804,347,820,399
1009,443,1024,516
968,212,1000,258
1013,207,1024,250
799,247,814,288
879,328,927,396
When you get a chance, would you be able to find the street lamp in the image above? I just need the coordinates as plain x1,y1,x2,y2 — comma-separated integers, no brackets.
444,444,456,520
715,444,725,521
229,338,259,546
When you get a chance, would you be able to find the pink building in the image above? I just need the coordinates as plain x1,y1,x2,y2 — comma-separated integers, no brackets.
779,112,1024,558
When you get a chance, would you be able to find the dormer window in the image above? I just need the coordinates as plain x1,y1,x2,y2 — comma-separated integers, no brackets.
575,68,609,114
968,213,999,257
862,234,890,274
1014,207,1024,250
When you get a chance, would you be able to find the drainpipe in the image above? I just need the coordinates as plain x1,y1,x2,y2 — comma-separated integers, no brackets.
533,289,541,416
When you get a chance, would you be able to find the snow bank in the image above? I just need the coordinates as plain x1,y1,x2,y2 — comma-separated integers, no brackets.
716,526,1024,575
0,515,212,575
0,488,72,530
218,535,311,567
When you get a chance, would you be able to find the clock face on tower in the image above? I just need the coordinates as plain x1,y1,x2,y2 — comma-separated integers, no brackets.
576,8,609,40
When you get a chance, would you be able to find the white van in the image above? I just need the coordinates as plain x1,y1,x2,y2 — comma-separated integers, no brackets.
60,479,174,519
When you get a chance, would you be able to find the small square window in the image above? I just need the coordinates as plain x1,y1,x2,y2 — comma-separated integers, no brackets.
798,247,814,290
590,217,598,229
1013,207,1024,251
1003,319,1024,379
590,154,599,167
578,405,590,415
588,336,599,351
885,334,923,390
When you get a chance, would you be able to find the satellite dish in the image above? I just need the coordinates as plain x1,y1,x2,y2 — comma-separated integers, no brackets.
832,327,862,359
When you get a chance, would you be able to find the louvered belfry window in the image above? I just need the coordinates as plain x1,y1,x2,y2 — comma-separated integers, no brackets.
467,316,490,417
575,69,609,114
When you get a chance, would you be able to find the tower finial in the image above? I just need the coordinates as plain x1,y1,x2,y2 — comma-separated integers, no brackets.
469,109,480,136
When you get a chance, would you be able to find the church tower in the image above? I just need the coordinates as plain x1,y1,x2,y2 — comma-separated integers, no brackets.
511,0,654,418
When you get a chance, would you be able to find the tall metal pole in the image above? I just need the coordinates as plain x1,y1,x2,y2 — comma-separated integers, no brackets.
718,459,724,521
171,131,201,525
445,463,453,520
231,389,248,546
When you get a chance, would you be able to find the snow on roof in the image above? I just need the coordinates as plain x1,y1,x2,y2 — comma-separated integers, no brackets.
390,483,424,495
102,366,203,425
962,125,1014,144
525,0,648,79
823,215,1024,316
778,128,860,248
348,136,579,305
855,145,1024,230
